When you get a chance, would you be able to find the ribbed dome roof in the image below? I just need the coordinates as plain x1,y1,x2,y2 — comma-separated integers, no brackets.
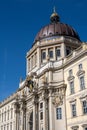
34,9,80,42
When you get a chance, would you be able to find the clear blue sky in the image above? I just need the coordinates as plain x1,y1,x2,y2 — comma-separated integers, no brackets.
0,0,87,101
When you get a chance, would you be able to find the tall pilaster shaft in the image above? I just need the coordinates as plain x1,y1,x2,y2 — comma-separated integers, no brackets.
33,104,36,130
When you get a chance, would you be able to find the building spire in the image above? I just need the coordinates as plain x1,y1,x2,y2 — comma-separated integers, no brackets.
53,6,56,13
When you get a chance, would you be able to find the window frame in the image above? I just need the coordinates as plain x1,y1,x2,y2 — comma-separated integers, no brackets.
79,76,85,90
40,112,43,120
56,48,61,58
69,69,73,77
49,49,53,59
70,81,74,94
78,63,82,70
56,107,62,120
82,100,87,114
41,50,46,60
71,103,76,117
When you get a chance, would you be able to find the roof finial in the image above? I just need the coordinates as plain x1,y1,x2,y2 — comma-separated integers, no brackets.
53,6,56,13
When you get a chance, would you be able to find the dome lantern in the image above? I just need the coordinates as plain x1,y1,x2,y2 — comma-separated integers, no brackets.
50,7,60,23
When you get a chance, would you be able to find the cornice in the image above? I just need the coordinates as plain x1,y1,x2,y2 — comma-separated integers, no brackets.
64,48,87,68
0,93,16,108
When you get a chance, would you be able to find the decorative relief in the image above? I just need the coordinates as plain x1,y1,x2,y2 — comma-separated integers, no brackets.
67,76,75,81
71,125,79,130
52,87,66,107
77,70,85,77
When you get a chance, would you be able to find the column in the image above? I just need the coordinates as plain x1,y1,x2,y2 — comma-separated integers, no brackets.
37,47,41,68
61,43,66,58
14,102,20,130
15,110,19,130
21,110,24,130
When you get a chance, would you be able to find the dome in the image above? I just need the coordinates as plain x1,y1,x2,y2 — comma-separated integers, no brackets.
34,9,80,42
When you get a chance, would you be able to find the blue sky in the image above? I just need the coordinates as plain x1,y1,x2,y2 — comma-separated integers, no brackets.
0,0,87,101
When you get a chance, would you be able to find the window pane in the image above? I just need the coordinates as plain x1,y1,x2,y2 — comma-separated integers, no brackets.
70,81,74,94
80,76,85,90
40,112,43,120
56,108,62,119
40,103,43,109
79,64,82,70
82,101,87,114
49,50,53,58
69,69,72,76
56,49,61,57
72,104,76,117
42,51,46,60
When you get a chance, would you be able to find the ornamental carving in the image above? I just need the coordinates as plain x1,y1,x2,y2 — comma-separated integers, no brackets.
52,87,66,107
53,95,63,107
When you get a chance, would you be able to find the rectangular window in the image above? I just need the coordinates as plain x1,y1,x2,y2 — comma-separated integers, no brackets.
40,103,43,109
40,112,43,120
4,111,6,121
70,81,74,94
82,100,87,114
2,113,3,122
49,49,53,58
41,51,46,60
80,76,85,90
79,64,82,70
72,104,76,117
56,49,61,57
8,110,9,120
69,69,72,77
66,47,71,55
56,108,62,119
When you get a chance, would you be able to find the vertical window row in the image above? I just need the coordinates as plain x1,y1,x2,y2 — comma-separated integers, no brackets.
68,63,85,95
40,102,43,120
28,52,37,71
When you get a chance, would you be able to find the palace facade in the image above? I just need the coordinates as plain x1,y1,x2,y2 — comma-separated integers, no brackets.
0,9,87,130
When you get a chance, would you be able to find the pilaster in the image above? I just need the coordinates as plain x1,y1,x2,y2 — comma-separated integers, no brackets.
49,89,54,130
